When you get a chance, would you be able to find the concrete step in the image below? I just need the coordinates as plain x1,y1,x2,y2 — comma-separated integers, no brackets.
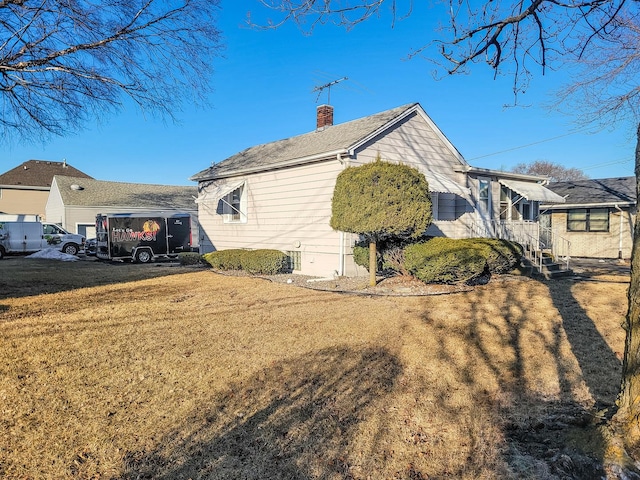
521,256,573,280
540,266,574,279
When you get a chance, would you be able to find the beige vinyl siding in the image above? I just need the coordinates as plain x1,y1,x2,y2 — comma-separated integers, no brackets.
60,207,98,235
0,189,49,219
44,182,65,225
351,112,465,177
198,160,365,277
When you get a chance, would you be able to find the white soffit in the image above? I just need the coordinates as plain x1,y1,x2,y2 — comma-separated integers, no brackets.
498,179,566,203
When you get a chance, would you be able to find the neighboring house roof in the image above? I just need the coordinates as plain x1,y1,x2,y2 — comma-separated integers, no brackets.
0,160,92,188
543,177,636,208
52,175,197,210
190,103,468,181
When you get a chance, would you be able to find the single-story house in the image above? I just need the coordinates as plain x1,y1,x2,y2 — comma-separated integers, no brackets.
0,160,92,220
190,103,566,277
542,176,636,259
46,175,200,240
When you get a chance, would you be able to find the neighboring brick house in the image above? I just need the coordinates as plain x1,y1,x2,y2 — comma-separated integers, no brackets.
0,160,92,220
542,177,636,259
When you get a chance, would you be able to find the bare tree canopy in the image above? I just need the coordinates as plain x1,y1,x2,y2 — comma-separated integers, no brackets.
512,160,589,182
255,0,640,118
0,0,223,142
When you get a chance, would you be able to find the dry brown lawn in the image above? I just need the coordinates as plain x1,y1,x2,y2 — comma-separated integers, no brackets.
0,257,629,479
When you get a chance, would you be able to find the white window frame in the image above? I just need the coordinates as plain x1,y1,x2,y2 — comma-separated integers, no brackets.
221,185,247,224
431,192,439,221
499,185,538,221
478,177,492,220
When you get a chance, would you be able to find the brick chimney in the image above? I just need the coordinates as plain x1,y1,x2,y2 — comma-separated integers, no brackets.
316,104,334,129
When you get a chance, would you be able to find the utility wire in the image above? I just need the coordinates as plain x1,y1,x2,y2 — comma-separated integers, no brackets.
466,128,589,161
581,158,632,171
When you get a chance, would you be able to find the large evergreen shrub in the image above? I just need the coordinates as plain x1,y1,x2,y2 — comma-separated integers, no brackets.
331,158,432,239
404,237,522,284
331,157,432,285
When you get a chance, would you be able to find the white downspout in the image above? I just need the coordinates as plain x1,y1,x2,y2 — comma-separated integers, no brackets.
337,153,349,276
615,204,624,259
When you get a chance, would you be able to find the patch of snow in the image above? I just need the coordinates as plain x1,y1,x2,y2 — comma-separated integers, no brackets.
26,248,78,262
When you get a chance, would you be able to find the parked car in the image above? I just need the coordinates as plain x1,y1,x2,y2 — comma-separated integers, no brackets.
85,238,97,256
0,220,85,259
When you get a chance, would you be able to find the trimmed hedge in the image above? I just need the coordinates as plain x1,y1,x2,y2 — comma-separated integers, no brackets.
404,237,523,284
404,239,486,284
353,245,372,271
460,238,523,274
202,249,288,275
177,252,207,266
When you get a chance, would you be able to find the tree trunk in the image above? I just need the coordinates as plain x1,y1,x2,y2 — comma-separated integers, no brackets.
369,240,377,287
605,123,640,478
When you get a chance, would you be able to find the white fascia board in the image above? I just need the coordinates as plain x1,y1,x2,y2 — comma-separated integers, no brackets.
0,184,50,191
541,201,636,209
462,167,549,182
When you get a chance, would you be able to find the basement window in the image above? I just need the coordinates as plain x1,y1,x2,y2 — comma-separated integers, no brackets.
287,251,301,271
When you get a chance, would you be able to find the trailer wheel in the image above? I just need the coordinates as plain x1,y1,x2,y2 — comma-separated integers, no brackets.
0,246,4,259
135,249,153,263
62,243,79,256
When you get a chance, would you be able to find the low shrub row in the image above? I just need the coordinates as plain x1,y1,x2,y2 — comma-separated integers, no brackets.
354,237,523,284
202,249,289,275
177,252,207,266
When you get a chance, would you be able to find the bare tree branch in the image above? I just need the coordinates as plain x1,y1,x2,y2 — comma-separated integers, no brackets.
250,0,406,31
0,0,223,143
254,0,636,108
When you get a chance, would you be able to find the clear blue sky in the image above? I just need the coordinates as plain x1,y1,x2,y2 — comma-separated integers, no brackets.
2,1,635,185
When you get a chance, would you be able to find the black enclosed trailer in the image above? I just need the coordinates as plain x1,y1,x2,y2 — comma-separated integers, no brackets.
96,212,197,263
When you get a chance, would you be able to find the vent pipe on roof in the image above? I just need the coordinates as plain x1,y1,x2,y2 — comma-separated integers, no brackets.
316,104,334,130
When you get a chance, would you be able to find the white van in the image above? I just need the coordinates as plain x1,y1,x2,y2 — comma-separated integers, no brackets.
0,221,85,259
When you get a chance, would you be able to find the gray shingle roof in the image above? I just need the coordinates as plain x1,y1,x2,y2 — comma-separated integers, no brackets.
0,160,92,187
54,176,197,210
190,103,423,181
544,177,636,206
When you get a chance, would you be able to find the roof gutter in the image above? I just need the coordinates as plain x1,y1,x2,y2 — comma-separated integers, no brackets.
191,148,349,181
0,184,50,191
336,152,349,277
615,204,625,259
540,201,636,209
460,166,550,183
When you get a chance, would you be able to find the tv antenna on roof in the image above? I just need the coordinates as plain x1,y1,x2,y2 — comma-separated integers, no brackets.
312,77,348,104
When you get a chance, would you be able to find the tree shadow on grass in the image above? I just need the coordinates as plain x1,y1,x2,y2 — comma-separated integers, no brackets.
417,278,620,478
547,277,623,407
119,346,402,479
